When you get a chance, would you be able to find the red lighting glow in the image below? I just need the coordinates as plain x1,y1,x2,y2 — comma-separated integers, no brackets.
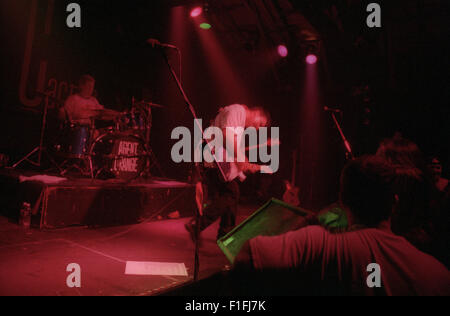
306,54,318,65
190,7,203,18
277,45,288,58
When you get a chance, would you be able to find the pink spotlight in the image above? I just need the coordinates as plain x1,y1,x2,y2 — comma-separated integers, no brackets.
277,45,288,58
190,7,203,18
306,54,318,65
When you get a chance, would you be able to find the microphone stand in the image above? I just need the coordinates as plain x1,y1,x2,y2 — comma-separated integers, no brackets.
159,46,227,283
328,111,354,160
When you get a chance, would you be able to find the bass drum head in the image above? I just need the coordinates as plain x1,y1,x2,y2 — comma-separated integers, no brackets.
90,133,148,180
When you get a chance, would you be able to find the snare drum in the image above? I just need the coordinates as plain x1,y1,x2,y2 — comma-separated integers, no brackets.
90,132,148,180
92,118,116,133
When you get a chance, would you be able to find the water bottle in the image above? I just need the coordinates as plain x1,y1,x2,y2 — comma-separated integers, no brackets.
20,202,32,228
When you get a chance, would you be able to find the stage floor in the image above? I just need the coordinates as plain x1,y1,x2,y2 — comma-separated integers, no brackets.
0,169,198,229
0,205,255,296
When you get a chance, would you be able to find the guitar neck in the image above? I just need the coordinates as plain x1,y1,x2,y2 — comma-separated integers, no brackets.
245,142,275,152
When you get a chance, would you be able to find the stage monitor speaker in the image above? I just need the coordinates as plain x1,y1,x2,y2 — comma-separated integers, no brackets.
217,198,313,264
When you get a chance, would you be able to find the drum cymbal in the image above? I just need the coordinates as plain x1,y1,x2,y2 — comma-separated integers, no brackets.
134,101,165,108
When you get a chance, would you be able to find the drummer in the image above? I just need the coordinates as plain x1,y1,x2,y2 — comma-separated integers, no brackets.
59,74,105,125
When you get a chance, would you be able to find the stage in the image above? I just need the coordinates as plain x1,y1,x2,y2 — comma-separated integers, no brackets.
0,214,234,296
0,169,197,229
0,169,257,296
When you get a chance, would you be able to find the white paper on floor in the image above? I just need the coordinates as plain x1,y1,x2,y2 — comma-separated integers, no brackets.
19,175,67,184
125,261,188,277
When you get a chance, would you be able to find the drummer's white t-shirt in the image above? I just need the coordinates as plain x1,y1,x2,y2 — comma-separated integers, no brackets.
62,94,104,125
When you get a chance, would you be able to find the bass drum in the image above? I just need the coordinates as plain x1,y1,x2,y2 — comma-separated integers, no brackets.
90,133,149,180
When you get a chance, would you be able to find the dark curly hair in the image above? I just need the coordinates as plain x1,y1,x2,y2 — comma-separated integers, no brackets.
376,133,425,170
340,155,396,227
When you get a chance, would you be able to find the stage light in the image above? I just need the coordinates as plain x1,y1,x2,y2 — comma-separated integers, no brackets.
199,23,212,30
277,45,288,58
190,7,203,18
306,54,318,65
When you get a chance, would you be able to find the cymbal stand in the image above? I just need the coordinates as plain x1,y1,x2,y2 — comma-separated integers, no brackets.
11,93,62,172
133,98,165,178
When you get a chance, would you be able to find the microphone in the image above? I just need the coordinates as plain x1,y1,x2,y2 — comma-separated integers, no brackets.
147,38,178,50
324,106,342,113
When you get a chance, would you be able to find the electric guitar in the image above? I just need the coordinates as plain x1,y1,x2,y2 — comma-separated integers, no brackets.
202,138,280,175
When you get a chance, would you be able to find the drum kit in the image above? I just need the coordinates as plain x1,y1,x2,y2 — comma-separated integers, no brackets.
55,100,164,180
